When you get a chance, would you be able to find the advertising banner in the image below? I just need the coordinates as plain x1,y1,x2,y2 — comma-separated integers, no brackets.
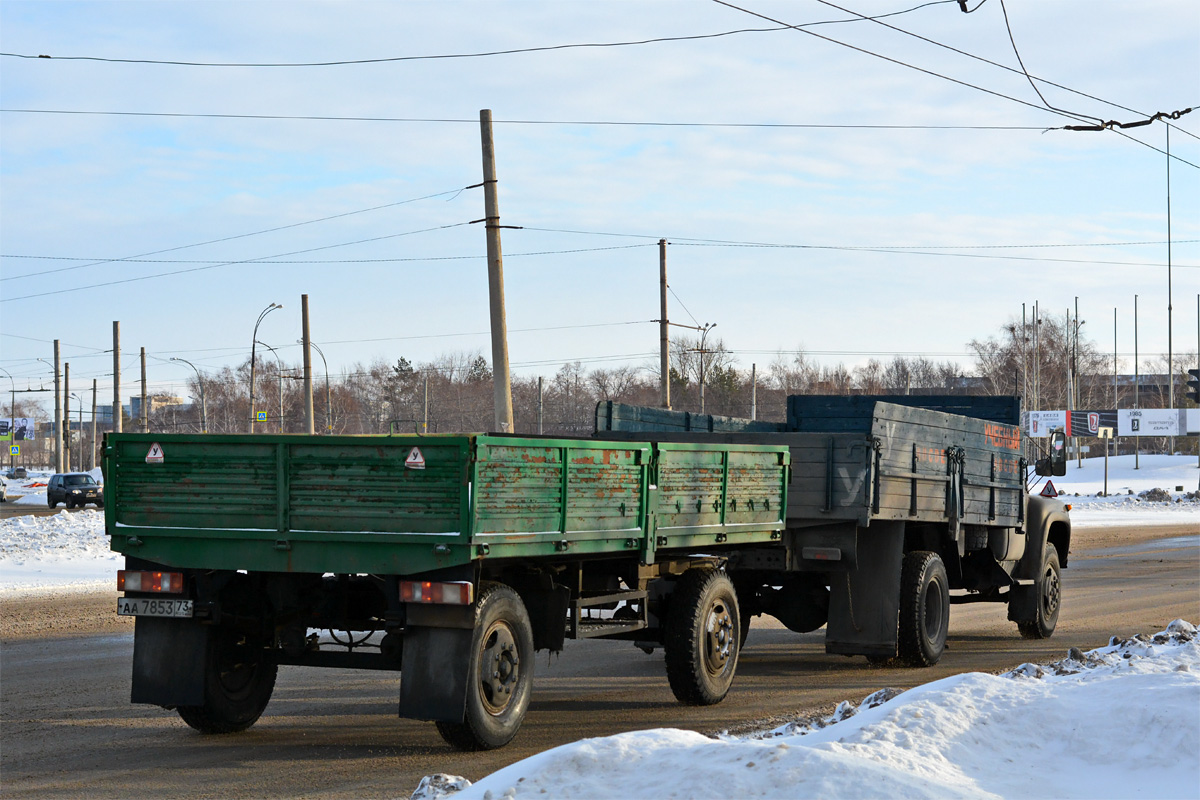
1118,409,1186,437
1026,410,1067,438
0,418,36,442
1067,410,1118,437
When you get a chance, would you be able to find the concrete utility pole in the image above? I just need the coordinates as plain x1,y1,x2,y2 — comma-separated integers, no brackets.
479,109,513,433
750,363,757,421
1134,295,1140,469
53,340,63,473
140,347,148,433
537,376,544,435
659,239,670,409
302,294,315,435
62,360,69,472
90,379,97,470
113,322,122,434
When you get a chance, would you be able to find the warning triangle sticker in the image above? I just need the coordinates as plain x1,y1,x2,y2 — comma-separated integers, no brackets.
405,447,425,470
145,442,165,463
1039,480,1058,498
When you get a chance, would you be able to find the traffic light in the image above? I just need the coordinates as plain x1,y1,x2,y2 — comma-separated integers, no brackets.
1188,368,1200,404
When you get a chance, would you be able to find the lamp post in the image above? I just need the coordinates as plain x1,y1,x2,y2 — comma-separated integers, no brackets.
249,303,283,433
70,393,84,472
698,323,717,414
256,341,285,433
301,340,332,434
171,357,207,433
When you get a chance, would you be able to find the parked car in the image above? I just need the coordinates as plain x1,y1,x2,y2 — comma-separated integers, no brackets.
0,477,7,503
47,473,104,509
5,467,27,479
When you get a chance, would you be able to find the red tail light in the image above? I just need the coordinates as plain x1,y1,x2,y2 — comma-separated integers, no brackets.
118,570,184,594
400,580,473,605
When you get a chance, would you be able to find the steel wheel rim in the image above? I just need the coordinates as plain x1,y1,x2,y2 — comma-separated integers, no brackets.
1042,564,1061,618
703,598,735,677
478,619,520,716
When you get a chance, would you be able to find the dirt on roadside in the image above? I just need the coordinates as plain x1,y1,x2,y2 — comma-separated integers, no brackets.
1,588,134,641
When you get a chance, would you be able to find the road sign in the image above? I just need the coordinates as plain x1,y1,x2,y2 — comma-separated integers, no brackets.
9,445,18,456
145,442,165,463
1039,480,1058,498
405,447,425,470
256,411,267,422
1097,427,1113,439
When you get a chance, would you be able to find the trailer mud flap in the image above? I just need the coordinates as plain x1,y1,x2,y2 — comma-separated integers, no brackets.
399,626,473,722
131,616,207,707
824,521,904,657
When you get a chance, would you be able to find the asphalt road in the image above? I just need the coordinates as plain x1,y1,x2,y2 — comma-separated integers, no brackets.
2,522,1197,799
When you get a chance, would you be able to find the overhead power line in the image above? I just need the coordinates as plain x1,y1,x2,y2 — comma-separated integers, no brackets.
0,185,476,282
0,221,474,302
713,0,1200,167
0,4,962,68
0,108,1049,131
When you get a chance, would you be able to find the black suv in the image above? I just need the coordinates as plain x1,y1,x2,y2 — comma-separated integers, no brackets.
48,473,104,509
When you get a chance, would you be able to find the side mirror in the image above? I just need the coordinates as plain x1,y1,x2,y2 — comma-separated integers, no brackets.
1034,429,1067,477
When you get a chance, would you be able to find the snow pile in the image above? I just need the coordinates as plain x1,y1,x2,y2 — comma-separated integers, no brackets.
419,622,1199,800
0,509,119,593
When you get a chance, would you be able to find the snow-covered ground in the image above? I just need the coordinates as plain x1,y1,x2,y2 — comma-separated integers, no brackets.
416,621,1199,800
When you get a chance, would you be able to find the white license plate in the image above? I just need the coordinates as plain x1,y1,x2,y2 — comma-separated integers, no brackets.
117,597,194,618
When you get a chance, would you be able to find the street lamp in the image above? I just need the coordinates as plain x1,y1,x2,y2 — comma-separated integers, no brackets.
70,392,84,472
171,357,207,433
249,303,283,433
698,323,717,414
256,341,285,433
300,339,333,434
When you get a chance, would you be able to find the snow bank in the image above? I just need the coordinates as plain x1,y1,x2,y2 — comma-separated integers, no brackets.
422,622,1199,800
0,509,119,594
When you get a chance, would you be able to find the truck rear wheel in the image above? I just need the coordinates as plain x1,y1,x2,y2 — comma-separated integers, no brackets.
1018,543,1061,639
664,568,741,705
897,551,949,667
435,583,534,751
177,627,277,734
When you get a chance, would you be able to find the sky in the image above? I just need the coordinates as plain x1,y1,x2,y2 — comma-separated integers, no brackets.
1,1,1198,414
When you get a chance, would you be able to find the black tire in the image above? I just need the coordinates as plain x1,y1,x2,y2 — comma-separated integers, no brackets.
664,568,741,705
897,551,949,667
48,497,56,509
435,583,534,751
1018,543,1062,640
177,627,277,734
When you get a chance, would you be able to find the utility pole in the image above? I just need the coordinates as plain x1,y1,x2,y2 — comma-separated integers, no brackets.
1167,125,1174,453
1134,294,1140,469
479,109,513,433
63,361,70,472
112,322,122,434
537,376,544,435
750,363,757,420
423,372,429,434
53,340,62,473
140,347,148,433
90,379,97,470
302,294,315,435
659,239,670,409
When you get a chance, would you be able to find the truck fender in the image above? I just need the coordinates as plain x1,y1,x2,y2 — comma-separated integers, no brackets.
1008,494,1071,622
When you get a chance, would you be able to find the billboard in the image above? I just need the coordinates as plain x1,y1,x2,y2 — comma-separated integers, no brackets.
0,418,36,442
1118,409,1186,437
1026,410,1067,438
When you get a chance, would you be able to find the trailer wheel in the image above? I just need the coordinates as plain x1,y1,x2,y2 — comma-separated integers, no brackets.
1018,543,1061,640
664,568,741,705
897,551,949,667
435,583,534,751
177,627,277,734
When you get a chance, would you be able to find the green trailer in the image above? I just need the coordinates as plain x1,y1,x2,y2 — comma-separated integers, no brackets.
105,432,788,749
597,396,1072,670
